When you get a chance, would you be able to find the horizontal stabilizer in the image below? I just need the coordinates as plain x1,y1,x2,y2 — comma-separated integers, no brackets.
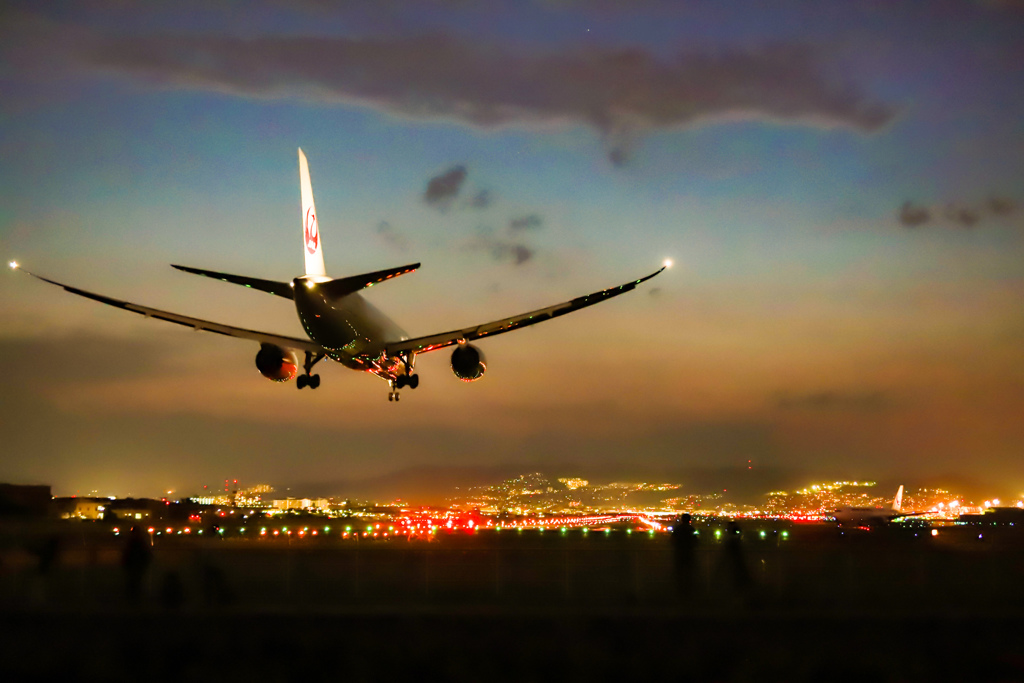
171,265,294,299
318,262,420,299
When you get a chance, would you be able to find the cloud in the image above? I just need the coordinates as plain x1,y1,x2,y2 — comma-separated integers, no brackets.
468,189,493,210
898,201,931,227
508,214,543,232
423,165,467,208
898,195,1017,230
468,232,535,266
376,221,409,252
29,22,897,164
487,240,535,266
774,391,889,412
945,205,980,229
987,196,1016,216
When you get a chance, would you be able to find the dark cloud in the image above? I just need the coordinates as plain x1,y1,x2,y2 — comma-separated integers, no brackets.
469,232,534,265
468,189,493,210
898,196,1018,230
376,221,409,252
34,23,896,164
0,333,172,386
508,214,543,232
987,196,1016,216
423,165,467,208
898,201,931,228
490,241,534,266
774,391,889,412
946,205,980,229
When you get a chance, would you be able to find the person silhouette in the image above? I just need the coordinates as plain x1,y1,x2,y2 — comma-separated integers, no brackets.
723,520,751,593
122,526,152,604
671,513,699,597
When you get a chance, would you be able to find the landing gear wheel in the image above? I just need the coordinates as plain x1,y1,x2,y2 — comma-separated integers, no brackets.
396,375,408,389
297,375,308,390
309,374,321,389
387,391,395,402
409,374,419,389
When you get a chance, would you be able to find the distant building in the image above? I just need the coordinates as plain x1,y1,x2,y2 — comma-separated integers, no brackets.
53,497,108,520
106,498,163,522
0,483,51,517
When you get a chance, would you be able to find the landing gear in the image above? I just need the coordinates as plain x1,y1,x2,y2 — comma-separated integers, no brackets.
388,373,418,402
395,374,419,389
297,351,325,390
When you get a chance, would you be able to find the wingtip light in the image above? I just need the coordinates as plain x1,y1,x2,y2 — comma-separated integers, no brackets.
8,260,18,270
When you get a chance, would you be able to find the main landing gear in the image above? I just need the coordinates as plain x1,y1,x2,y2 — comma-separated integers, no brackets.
388,373,419,402
297,351,325,390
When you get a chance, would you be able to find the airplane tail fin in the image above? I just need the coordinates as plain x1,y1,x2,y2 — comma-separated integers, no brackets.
298,148,326,278
892,485,904,512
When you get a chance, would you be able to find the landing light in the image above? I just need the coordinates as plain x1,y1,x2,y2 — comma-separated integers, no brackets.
8,261,17,270
663,258,673,269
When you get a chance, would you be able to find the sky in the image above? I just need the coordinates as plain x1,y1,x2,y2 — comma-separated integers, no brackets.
1,0,1022,501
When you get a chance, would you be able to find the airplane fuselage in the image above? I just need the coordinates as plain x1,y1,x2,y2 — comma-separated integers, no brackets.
292,276,409,378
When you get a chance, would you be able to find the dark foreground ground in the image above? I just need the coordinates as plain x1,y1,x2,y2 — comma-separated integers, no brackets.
1,520,1022,681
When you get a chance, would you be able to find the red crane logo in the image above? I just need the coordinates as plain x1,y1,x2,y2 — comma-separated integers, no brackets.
304,207,319,255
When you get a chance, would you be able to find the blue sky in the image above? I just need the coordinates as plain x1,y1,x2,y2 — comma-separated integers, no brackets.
1,1,1021,500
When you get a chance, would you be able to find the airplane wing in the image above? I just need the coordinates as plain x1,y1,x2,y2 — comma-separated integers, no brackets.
386,265,666,356
14,266,324,354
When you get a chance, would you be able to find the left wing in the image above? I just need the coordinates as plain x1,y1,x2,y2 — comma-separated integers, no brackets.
14,266,324,353
386,265,665,356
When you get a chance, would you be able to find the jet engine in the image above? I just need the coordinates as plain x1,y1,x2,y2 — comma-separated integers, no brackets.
255,343,298,382
450,343,486,382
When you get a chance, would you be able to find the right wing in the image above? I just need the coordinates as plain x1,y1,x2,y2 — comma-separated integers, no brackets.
15,266,324,354
386,265,665,356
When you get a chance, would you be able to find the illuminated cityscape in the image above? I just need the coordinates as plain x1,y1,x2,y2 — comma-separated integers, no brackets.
23,472,1021,537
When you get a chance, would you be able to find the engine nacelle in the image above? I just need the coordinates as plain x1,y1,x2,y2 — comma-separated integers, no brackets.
255,344,298,382
450,343,486,382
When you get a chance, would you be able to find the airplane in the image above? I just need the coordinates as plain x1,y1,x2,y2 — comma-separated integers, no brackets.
830,485,924,527
10,149,666,401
